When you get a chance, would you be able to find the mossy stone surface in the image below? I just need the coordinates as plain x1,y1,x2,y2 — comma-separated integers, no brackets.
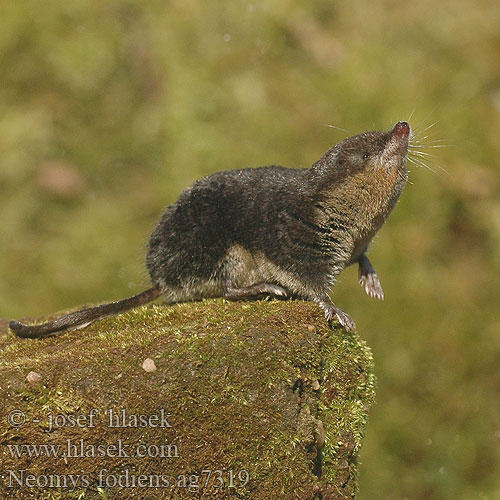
0,299,375,499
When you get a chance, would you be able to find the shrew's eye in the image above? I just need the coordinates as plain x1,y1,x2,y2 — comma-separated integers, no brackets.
362,152,369,160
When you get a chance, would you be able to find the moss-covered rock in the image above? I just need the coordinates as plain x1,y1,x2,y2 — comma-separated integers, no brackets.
0,299,375,499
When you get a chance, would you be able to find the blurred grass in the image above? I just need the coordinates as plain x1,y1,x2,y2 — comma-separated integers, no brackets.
1,1,499,499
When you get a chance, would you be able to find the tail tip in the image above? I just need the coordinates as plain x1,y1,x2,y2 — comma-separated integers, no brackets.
9,320,32,338
9,320,22,330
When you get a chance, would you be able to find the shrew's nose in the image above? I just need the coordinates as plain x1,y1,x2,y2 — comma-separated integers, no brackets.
393,121,410,137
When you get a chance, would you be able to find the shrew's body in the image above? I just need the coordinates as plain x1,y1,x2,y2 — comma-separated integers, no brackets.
10,122,410,338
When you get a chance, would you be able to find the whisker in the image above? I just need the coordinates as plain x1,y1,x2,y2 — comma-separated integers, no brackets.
323,124,348,133
417,119,440,135
411,136,451,144
409,150,439,158
408,153,451,178
403,109,453,180
408,154,433,169
414,105,439,131
408,156,442,177
411,140,453,148
413,144,453,149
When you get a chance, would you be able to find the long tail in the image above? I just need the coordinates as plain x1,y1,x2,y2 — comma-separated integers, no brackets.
9,285,163,339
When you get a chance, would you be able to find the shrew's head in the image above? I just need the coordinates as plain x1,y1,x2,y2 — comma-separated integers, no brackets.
312,121,410,183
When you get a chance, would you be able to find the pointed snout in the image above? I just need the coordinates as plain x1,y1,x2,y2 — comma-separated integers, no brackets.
392,121,410,138
390,121,410,156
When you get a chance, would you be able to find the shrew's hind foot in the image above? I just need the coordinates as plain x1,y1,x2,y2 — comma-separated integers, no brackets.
224,283,288,301
315,295,356,332
358,254,384,300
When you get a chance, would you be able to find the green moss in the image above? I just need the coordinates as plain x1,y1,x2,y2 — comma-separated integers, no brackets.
0,299,375,499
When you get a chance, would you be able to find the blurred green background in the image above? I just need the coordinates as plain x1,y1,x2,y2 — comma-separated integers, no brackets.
1,1,499,498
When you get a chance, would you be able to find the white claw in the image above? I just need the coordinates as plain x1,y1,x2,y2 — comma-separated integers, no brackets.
336,311,356,331
361,273,384,301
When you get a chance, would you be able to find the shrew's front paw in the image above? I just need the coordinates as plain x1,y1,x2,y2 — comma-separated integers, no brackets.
318,300,357,332
331,309,357,331
359,272,384,300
